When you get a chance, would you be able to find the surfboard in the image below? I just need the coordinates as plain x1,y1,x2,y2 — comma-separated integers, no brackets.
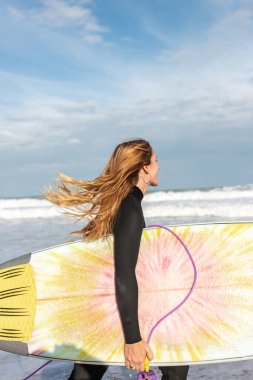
0,222,252,367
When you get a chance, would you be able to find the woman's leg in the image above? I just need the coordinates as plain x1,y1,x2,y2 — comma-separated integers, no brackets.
158,365,189,380
68,363,109,380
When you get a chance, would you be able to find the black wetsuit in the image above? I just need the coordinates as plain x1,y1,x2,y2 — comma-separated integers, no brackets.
68,186,189,380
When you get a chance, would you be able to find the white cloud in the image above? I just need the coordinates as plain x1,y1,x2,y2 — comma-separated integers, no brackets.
0,90,100,150
68,138,81,144
83,33,103,44
209,8,253,35
0,68,252,154
7,0,109,45
1,0,253,153
18,161,68,173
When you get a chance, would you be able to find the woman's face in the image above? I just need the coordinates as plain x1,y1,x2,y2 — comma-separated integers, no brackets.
147,149,160,186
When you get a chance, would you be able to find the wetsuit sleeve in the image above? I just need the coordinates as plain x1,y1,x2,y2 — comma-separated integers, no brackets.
113,197,143,344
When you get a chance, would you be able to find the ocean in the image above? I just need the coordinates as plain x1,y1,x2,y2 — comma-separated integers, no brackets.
0,183,253,380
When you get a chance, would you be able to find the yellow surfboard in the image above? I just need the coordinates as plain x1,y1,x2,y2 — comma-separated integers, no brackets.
0,222,253,366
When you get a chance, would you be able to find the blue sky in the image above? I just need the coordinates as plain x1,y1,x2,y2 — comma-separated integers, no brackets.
0,0,253,197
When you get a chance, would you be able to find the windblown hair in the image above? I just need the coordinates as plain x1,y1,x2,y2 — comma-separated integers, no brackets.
41,138,152,242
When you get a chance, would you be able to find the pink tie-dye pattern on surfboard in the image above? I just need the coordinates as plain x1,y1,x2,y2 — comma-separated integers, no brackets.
20,223,253,365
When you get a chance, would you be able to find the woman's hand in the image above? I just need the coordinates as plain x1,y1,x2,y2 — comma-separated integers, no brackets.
124,338,154,372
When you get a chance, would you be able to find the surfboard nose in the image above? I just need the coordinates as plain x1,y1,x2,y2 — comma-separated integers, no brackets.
0,255,36,355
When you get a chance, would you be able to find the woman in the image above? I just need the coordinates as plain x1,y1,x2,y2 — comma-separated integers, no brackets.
43,138,189,380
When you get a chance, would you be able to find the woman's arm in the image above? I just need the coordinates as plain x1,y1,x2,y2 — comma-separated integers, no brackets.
113,196,144,344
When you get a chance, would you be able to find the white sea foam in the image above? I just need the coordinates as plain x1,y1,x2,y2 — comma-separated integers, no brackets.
0,183,253,220
0,198,61,219
145,184,253,202
143,203,253,218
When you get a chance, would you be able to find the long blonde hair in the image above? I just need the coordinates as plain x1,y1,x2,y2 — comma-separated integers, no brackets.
41,138,152,242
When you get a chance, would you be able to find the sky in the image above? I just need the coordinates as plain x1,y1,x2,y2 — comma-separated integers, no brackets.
0,0,253,197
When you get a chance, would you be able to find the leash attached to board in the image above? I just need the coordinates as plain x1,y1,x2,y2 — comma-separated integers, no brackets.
136,224,197,380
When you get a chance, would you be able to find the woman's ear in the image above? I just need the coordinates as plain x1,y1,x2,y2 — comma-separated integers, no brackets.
142,166,149,175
